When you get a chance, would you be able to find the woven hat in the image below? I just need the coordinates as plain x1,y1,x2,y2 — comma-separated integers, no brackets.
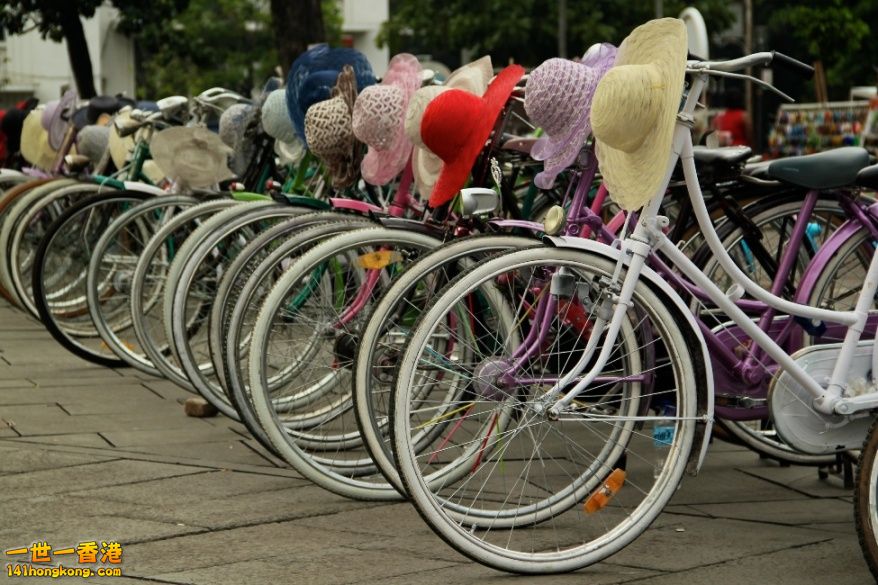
21,108,58,170
353,53,422,185
219,103,257,176
261,89,297,144
286,44,375,144
76,125,110,165
150,126,235,188
526,44,617,188
420,64,525,207
592,18,687,211
404,56,494,197
305,65,361,188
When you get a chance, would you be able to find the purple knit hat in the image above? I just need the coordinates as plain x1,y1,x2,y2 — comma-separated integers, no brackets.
526,43,617,188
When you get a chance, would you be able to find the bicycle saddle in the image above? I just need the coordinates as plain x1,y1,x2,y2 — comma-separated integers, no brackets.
501,135,537,154
767,146,870,189
856,163,878,190
692,145,752,165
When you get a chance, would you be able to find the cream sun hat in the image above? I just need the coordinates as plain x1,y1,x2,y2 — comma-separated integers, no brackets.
591,18,688,211
20,108,59,170
404,56,493,197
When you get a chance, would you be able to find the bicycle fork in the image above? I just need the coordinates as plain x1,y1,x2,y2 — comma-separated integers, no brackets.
541,227,656,418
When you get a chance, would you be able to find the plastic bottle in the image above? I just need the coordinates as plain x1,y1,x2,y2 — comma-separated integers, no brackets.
653,404,677,479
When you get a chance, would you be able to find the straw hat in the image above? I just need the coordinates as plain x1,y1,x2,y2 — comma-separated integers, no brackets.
404,56,494,197
420,64,525,207
353,53,422,185
286,44,375,145
305,65,362,189
20,108,58,170
150,126,235,188
592,18,687,211
526,43,617,189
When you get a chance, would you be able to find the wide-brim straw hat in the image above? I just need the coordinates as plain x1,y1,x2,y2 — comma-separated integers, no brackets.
353,53,422,186
404,56,494,197
21,108,58,170
420,64,525,207
305,66,362,189
286,44,375,145
592,18,688,211
150,126,235,188
527,43,617,189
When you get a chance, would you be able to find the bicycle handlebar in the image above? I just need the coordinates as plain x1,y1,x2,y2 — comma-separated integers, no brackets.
771,51,815,79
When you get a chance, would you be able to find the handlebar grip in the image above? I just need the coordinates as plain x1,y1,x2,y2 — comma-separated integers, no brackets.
772,51,814,79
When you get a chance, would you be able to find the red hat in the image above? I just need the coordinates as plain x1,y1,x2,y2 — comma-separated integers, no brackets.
420,64,525,207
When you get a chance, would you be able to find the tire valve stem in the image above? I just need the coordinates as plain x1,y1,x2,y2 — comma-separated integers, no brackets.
584,468,627,514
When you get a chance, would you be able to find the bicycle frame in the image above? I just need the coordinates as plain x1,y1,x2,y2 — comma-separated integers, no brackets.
546,70,878,420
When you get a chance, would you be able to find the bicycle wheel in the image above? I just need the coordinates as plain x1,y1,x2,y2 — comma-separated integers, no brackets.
217,214,375,453
6,181,113,317
0,178,78,308
32,191,150,366
130,198,240,391
391,246,704,573
247,227,444,500
164,202,309,418
855,418,878,581
353,234,537,495
87,195,199,375
695,193,852,465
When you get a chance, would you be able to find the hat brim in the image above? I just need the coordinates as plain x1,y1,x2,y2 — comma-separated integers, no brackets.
594,18,687,211
362,126,413,185
428,64,525,207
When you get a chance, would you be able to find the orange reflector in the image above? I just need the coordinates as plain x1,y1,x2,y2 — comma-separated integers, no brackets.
358,250,402,269
584,468,627,514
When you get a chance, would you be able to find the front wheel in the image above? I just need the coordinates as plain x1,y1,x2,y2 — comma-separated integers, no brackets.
856,418,878,581
391,246,706,573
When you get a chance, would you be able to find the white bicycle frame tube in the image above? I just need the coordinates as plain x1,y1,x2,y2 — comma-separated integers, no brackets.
549,71,878,418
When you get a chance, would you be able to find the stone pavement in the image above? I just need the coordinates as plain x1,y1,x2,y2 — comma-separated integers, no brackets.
0,297,872,584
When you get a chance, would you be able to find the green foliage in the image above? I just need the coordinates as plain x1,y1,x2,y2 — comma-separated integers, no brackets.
322,0,344,46
135,0,276,99
378,0,735,67
0,0,188,42
762,0,874,99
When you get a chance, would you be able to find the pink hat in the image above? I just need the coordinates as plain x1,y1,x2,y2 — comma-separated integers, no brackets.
352,53,422,185
526,43,617,188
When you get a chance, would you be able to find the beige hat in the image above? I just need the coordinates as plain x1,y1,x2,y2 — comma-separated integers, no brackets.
150,126,235,188
108,109,136,171
592,18,687,211
404,56,493,197
20,108,59,170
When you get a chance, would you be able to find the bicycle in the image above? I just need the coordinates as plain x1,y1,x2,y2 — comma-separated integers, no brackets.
389,19,873,573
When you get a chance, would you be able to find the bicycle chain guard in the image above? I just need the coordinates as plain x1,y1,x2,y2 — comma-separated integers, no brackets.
768,340,874,454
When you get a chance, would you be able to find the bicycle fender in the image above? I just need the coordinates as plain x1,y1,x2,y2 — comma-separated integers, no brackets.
792,218,867,306
544,235,714,475
377,217,447,238
123,181,165,196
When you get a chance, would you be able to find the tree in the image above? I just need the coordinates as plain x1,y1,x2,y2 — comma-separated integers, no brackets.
269,0,342,74
0,0,187,99
378,0,735,69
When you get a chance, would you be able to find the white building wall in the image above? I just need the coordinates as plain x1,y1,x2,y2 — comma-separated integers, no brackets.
340,0,389,76
0,6,134,104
